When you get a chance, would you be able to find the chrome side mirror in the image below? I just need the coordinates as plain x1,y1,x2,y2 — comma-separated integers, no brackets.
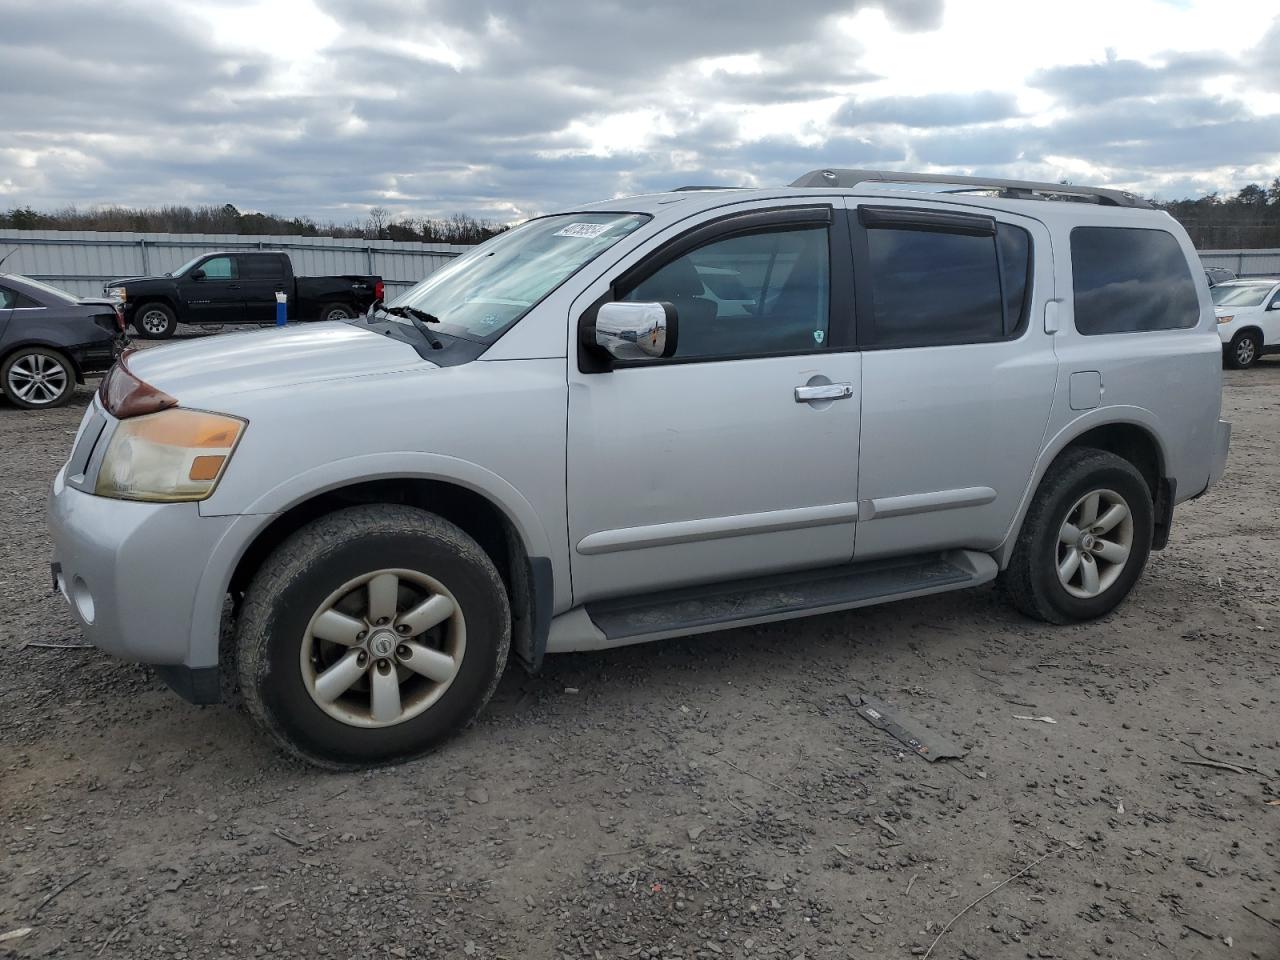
595,301,678,360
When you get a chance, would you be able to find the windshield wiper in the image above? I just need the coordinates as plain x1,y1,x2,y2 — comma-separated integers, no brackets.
368,301,444,350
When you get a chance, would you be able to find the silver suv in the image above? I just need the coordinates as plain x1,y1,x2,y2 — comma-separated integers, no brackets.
49,169,1232,767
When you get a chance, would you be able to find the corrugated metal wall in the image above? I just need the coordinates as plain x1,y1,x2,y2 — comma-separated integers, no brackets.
0,229,468,298
1198,249,1280,278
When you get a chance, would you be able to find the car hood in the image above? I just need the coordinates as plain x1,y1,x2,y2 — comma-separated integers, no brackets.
124,322,433,406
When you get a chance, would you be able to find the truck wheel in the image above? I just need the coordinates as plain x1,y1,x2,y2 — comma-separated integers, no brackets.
134,303,177,339
319,303,356,323
999,448,1152,624
2,346,75,409
1225,330,1260,369
236,504,511,768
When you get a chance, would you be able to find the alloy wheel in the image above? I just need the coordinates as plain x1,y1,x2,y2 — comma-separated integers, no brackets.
300,568,466,728
1236,337,1256,366
6,353,69,406
1056,489,1134,599
141,309,170,335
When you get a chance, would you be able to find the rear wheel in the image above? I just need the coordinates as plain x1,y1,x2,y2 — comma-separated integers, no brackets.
236,505,510,768
999,448,1153,624
1225,330,1260,369
319,302,356,323
2,347,75,409
134,303,177,339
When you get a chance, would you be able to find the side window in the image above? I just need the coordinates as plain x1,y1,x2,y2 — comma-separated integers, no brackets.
0,286,15,309
200,256,236,280
1071,227,1199,334
862,219,1030,347
241,255,286,280
621,227,829,360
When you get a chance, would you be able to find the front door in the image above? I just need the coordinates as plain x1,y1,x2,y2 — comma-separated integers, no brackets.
567,205,862,603
848,200,1058,559
182,255,243,323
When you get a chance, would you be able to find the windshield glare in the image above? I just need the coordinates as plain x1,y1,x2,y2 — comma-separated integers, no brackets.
1211,284,1273,307
390,213,649,340
16,275,78,303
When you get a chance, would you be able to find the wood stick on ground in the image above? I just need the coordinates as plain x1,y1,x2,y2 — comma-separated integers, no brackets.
704,753,804,801
1243,905,1280,931
1178,741,1268,776
21,641,94,651
30,870,90,919
906,874,919,896
1179,758,1251,775
922,846,1059,960
94,916,135,958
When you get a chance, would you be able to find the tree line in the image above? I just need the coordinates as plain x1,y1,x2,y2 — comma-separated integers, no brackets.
4,181,1280,248
0,203,507,244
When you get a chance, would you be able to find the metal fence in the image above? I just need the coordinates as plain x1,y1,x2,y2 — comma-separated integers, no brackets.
1198,249,1280,278
2,228,1277,299
0,229,469,299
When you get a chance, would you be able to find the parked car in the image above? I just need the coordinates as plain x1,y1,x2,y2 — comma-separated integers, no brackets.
49,169,1230,767
1210,278,1280,369
105,251,383,339
1,273,124,410
1204,266,1236,286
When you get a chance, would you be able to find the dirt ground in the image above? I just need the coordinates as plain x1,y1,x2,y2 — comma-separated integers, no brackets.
1,341,1277,960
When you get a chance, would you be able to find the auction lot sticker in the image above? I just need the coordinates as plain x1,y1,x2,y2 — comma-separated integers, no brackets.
554,222,612,239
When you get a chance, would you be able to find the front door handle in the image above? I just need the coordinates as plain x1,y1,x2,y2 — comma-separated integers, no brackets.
795,382,854,403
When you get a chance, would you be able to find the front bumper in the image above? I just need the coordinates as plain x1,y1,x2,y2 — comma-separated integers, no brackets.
48,466,237,670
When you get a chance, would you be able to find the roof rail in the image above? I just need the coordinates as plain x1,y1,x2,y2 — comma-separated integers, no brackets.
671,185,744,191
790,169,1153,209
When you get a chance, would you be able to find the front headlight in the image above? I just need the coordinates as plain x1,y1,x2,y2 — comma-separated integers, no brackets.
96,408,246,502
108,286,126,302
1217,314,1233,324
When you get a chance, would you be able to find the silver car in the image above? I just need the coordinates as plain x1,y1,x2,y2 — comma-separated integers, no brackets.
49,169,1232,767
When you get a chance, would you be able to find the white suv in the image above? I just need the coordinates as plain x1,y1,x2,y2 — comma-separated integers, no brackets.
1211,278,1280,368
49,169,1231,767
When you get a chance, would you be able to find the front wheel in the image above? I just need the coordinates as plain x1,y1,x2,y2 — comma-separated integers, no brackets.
1225,330,1260,369
134,303,177,339
999,448,1153,624
236,505,511,768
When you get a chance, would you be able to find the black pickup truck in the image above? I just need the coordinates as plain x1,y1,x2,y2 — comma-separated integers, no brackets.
105,251,384,339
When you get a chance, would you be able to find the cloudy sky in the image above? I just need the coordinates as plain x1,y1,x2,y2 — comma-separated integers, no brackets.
2,0,1279,225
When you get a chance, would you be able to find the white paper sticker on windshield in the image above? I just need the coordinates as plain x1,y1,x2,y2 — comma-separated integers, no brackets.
554,222,611,239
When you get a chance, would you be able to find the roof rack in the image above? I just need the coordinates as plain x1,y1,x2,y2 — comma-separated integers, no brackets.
789,169,1153,209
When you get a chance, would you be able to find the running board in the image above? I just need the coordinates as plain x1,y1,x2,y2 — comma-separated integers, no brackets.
548,550,997,652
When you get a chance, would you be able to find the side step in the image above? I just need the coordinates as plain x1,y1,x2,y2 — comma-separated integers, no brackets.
573,549,997,649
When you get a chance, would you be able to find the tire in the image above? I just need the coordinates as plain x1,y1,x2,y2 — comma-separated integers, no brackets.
999,448,1153,624
133,302,177,339
318,302,356,323
236,504,510,768
2,347,75,410
1224,330,1260,369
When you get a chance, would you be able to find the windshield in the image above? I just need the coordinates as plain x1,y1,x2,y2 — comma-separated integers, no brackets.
1211,283,1273,307
15,275,78,303
391,212,650,341
168,254,207,277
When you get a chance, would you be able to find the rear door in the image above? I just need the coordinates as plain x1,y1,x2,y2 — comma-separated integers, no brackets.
238,254,288,323
181,255,243,323
849,200,1057,559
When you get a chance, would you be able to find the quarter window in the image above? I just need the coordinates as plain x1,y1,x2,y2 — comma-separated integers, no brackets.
1070,227,1199,334
0,286,14,309
200,257,236,280
621,226,830,360
863,222,1030,347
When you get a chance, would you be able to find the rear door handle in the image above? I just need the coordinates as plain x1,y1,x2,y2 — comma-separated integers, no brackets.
795,382,854,403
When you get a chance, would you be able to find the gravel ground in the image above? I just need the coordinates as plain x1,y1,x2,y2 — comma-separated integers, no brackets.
1,341,1277,960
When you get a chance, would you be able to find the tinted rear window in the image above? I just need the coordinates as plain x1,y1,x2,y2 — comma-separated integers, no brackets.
1071,227,1199,335
242,256,287,279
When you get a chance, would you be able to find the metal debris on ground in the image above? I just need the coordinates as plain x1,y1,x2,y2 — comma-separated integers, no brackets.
852,695,966,762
